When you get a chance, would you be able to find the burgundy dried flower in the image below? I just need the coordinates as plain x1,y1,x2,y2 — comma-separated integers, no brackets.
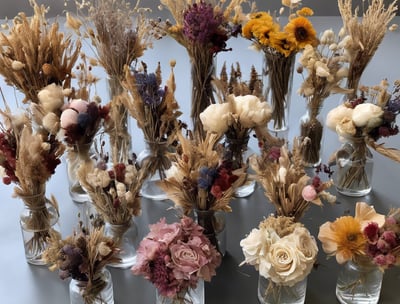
364,222,380,244
0,130,18,185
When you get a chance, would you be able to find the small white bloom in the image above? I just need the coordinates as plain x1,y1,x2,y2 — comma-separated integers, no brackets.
11,60,25,71
326,104,353,131
38,84,65,113
116,182,126,198
42,112,60,135
278,167,287,183
320,29,335,45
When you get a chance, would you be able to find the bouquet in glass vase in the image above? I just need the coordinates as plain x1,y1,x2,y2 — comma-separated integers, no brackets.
77,152,147,268
155,0,245,139
318,202,400,304
326,81,400,196
241,1,318,137
0,108,65,265
158,131,246,255
122,61,182,200
297,30,350,167
240,216,318,304
337,0,397,100
42,227,121,304
67,0,155,163
132,216,221,304
200,90,271,197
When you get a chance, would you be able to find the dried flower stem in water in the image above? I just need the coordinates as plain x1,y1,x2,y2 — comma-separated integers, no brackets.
264,50,295,130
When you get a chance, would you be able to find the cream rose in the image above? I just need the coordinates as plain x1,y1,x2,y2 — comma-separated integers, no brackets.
200,103,230,134
352,103,383,130
240,228,264,266
326,104,353,131
233,95,272,128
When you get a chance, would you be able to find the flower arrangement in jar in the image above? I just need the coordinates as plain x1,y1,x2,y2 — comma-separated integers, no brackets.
241,0,318,135
132,216,221,304
318,202,400,304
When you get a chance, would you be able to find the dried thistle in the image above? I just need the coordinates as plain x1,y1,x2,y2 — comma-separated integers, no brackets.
42,227,121,304
0,0,81,104
338,0,398,99
249,138,335,222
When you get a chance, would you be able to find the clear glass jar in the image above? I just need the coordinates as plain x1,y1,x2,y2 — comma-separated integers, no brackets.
299,106,324,167
156,279,204,304
336,260,383,304
137,140,171,201
194,210,226,257
223,135,256,197
69,268,114,304
104,219,138,268
262,49,295,140
335,137,373,197
19,195,60,265
258,274,307,304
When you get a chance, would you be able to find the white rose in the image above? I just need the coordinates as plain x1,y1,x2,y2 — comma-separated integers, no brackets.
291,227,318,265
326,104,353,131
233,95,272,128
240,228,264,266
200,103,230,134
352,103,383,130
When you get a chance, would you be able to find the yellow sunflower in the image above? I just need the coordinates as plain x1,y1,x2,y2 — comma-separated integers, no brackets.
268,31,297,57
284,16,318,50
252,22,280,46
318,216,367,264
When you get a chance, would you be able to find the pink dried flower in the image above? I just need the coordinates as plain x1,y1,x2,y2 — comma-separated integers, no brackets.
301,185,317,201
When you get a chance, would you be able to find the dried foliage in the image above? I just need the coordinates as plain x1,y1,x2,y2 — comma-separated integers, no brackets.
338,0,398,99
0,0,81,104
43,227,121,304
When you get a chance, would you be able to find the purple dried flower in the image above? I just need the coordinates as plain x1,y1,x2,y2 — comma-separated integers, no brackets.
183,1,229,53
135,72,165,107
198,166,218,190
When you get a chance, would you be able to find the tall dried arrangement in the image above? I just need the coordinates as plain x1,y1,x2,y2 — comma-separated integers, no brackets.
122,61,182,180
250,138,335,222
0,106,65,258
43,227,121,304
68,0,156,162
297,30,350,166
241,1,318,132
155,0,246,139
338,0,398,99
0,0,81,104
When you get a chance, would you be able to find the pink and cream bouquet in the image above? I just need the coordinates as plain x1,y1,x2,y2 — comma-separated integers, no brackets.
131,216,221,302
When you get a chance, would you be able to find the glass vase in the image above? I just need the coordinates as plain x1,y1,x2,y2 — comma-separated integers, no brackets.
69,268,114,304
336,259,383,304
299,106,324,167
104,219,138,268
335,136,373,197
137,140,171,201
262,49,295,140
190,53,216,139
194,209,226,257
258,274,307,304
223,134,256,197
156,279,204,304
19,195,60,265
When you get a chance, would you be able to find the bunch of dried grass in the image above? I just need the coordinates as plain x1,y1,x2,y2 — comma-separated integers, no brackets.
0,0,81,104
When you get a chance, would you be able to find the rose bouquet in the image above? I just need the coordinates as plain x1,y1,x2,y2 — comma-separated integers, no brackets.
337,0,397,100
158,131,246,253
241,1,318,134
42,227,121,304
240,216,318,303
318,202,399,303
131,216,221,303
156,0,245,139
0,107,64,264
326,81,400,196
297,30,350,167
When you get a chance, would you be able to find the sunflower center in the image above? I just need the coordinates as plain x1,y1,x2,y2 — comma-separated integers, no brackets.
347,233,357,242
295,27,308,41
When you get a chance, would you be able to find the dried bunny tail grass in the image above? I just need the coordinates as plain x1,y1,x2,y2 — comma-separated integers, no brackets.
338,0,398,97
0,0,81,104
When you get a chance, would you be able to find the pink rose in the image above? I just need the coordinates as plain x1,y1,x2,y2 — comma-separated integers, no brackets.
302,185,317,201
169,243,207,280
147,218,181,246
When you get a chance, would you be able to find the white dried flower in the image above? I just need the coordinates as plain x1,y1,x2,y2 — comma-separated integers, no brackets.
98,242,112,256
199,103,230,134
233,95,272,128
125,191,134,203
278,167,287,183
42,113,60,135
326,104,353,131
38,84,65,113
320,29,335,45
352,103,383,129
11,60,25,71
116,182,126,197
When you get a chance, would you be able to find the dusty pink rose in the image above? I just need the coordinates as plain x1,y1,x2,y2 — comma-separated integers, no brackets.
147,218,181,246
302,185,317,201
169,243,206,280
60,108,78,129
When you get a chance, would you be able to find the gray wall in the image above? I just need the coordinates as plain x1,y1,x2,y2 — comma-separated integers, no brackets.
0,0,386,19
